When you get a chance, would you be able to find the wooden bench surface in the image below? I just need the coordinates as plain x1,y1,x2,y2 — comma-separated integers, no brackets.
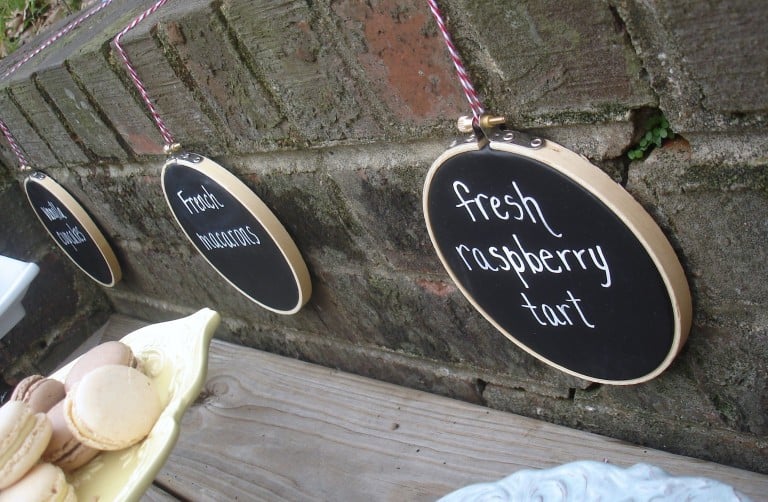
83,316,768,501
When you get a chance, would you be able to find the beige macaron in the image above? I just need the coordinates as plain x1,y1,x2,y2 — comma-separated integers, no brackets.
63,364,162,451
0,462,75,502
42,400,100,472
10,375,65,414
64,340,137,392
0,401,53,489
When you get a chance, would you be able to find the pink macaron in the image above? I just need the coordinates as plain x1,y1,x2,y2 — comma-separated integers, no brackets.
10,375,65,414
0,462,75,502
64,341,137,393
0,401,53,489
63,364,162,451
42,400,100,472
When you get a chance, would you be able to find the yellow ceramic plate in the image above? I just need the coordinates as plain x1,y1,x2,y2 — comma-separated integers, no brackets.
48,308,220,501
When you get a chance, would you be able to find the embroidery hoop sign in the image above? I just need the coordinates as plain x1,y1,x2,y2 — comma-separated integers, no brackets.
423,0,691,384
25,172,121,287
161,153,311,314
114,0,311,314
424,128,691,384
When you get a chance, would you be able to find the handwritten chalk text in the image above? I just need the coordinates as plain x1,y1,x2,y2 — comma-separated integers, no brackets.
520,290,595,328
40,201,67,221
55,223,87,250
454,234,611,289
177,185,224,215
196,225,260,251
453,180,562,237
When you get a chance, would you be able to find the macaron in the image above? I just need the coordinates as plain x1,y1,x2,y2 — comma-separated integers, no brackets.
64,341,137,392
42,400,100,472
0,462,75,502
0,401,53,489
64,364,162,451
10,375,65,414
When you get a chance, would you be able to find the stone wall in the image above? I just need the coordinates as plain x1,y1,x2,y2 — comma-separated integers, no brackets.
0,0,765,473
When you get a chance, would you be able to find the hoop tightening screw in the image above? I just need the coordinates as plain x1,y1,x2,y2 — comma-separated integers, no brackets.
163,143,182,155
457,114,506,133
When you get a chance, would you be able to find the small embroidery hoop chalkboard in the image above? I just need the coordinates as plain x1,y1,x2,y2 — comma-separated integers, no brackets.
161,153,311,315
423,125,692,384
24,172,122,287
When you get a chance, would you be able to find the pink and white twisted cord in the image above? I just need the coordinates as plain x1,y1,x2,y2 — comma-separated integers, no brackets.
1,0,114,80
0,0,115,169
426,0,485,122
0,119,29,168
113,0,175,148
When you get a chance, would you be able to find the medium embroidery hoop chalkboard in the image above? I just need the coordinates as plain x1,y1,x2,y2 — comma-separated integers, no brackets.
161,153,311,315
109,1,311,314
24,172,121,287
423,126,692,384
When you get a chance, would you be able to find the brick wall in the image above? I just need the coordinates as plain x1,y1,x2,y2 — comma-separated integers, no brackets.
0,0,765,473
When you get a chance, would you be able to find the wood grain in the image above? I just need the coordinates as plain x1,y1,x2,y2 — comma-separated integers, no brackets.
143,484,180,502
150,339,768,501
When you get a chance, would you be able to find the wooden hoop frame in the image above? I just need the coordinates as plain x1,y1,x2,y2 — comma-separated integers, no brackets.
24,173,121,287
424,134,691,384
161,154,311,315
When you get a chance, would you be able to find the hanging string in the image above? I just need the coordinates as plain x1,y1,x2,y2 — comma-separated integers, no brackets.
0,119,29,169
1,0,114,80
0,0,115,170
112,0,177,152
426,0,485,122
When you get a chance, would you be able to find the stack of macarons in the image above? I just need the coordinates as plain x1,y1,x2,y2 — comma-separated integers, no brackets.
0,341,163,500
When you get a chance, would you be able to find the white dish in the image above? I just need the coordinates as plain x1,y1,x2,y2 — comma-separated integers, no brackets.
438,460,751,501
0,255,39,339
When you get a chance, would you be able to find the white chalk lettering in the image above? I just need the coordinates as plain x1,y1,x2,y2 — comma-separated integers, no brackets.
196,225,261,251
177,185,225,215
55,223,87,250
454,235,611,290
588,246,611,287
452,180,561,237
40,201,67,221
520,290,595,329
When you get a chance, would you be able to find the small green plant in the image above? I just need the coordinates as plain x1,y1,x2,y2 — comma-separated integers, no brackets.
627,114,674,161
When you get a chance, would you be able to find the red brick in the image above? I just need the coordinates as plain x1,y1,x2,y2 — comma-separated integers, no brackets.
331,0,467,125
161,7,284,151
111,17,220,154
68,52,165,156
7,80,88,165
222,0,376,143
0,93,57,169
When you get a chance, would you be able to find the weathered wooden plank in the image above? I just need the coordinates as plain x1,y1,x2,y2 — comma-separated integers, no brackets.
142,484,181,502
154,339,768,501
68,316,768,500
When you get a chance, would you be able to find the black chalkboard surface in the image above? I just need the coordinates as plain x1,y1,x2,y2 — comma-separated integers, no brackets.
162,153,311,314
424,132,691,384
24,172,121,287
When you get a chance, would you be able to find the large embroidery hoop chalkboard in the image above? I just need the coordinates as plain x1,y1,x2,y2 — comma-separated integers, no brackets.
24,172,121,287
424,127,691,384
161,153,311,315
